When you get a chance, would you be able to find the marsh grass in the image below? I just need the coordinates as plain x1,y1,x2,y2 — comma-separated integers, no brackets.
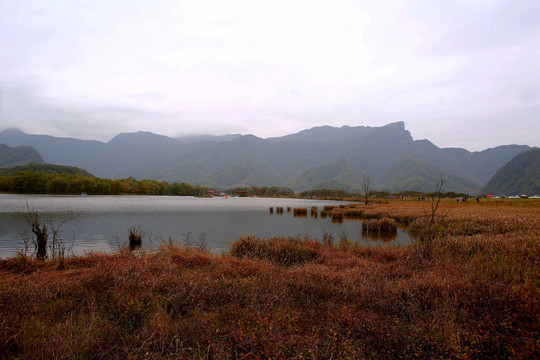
361,229,397,242
331,208,343,221
343,207,364,218
293,207,307,217
1,202,538,359
362,217,397,233
128,225,144,249
331,217,343,224
230,235,323,266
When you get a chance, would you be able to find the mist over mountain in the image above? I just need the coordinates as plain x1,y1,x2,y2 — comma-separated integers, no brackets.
175,134,243,144
0,122,533,193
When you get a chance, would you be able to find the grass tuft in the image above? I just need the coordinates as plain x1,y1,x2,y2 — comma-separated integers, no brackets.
128,225,144,248
230,236,323,266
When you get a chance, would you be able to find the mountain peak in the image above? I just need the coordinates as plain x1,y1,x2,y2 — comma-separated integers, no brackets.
108,131,178,145
382,121,405,130
0,128,26,136
232,134,264,145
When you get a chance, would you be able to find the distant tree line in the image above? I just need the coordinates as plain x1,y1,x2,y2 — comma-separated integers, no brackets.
0,169,473,198
0,171,203,196
300,188,472,199
299,188,353,199
228,186,295,197
0,171,297,197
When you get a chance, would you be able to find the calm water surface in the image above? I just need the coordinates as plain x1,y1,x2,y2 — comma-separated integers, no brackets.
0,194,412,258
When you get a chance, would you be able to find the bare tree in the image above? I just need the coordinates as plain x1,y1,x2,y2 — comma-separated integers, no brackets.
23,203,48,260
23,202,77,260
360,174,373,205
419,174,444,258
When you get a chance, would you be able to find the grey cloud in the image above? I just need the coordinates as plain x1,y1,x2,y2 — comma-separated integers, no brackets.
128,92,168,103
0,83,167,141
419,0,539,55
180,36,227,49
412,104,540,151
0,1,538,153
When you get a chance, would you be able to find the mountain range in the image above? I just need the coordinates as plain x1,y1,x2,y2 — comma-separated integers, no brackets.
0,122,534,193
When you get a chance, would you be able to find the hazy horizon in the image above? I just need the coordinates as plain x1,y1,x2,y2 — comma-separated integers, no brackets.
1,0,539,151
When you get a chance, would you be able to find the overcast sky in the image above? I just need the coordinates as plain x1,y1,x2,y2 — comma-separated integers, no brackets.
0,0,538,151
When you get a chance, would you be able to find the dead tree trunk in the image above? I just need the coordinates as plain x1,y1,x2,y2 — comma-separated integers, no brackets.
32,223,48,260
24,202,48,260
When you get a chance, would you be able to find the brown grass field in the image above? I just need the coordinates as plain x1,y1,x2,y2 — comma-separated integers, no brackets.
0,200,539,359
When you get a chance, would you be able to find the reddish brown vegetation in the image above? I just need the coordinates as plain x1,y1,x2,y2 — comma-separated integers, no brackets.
362,217,398,233
0,203,538,359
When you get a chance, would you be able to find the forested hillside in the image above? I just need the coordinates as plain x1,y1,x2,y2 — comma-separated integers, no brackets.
481,149,540,195
0,144,43,167
0,163,93,177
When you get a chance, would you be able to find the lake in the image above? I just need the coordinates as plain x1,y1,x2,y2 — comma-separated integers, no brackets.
0,194,412,258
